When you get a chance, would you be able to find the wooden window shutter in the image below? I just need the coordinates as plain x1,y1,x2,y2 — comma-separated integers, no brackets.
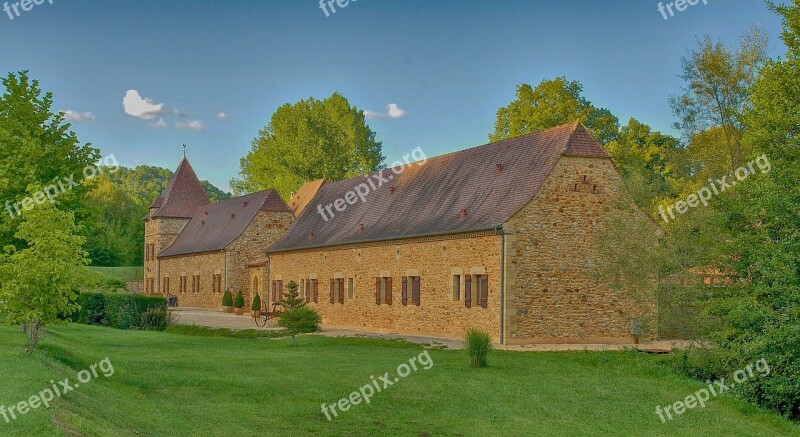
338,279,345,304
305,280,310,303
278,280,283,299
480,275,489,308
401,276,408,306
272,280,276,301
313,280,319,303
375,278,381,305
330,279,335,303
465,275,472,308
412,276,421,306
385,277,393,305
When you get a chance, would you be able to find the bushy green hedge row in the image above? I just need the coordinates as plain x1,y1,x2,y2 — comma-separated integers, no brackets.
73,292,168,331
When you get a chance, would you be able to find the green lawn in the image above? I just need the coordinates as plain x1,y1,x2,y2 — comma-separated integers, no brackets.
0,323,797,436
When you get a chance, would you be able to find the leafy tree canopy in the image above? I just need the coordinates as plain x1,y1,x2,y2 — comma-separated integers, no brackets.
232,92,384,199
490,77,619,144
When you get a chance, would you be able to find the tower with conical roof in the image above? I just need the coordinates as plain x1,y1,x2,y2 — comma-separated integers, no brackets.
143,158,211,293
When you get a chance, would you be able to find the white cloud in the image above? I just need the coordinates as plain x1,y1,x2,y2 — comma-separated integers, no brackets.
175,119,205,131
364,103,407,120
215,112,229,121
62,110,95,122
123,90,165,120
150,117,168,128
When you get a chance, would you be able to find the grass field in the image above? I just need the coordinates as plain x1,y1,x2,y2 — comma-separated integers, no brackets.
0,323,797,436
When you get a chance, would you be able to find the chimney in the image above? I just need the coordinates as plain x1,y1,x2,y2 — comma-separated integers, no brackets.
496,163,503,174
460,208,468,219
358,223,365,232
389,186,395,194
308,230,315,239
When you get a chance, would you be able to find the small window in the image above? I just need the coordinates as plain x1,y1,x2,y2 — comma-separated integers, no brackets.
452,275,461,301
375,277,392,305
348,278,354,299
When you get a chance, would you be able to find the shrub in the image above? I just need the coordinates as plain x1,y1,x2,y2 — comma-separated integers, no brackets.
251,293,261,311
222,290,233,307
74,292,167,331
234,290,245,309
465,328,492,368
276,280,321,346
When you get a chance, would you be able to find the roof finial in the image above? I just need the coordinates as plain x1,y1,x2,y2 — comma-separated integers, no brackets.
182,143,187,159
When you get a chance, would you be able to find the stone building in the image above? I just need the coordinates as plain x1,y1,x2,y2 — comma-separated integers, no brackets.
144,122,655,344
264,122,655,344
143,158,293,308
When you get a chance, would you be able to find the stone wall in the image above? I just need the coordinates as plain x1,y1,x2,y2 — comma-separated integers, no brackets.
158,252,225,308
503,155,656,344
143,216,188,294
268,232,502,340
227,210,294,305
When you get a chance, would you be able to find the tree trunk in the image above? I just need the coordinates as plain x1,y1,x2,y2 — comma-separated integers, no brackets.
26,321,41,352
21,323,27,333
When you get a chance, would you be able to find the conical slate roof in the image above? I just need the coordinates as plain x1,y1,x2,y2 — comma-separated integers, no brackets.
148,158,211,219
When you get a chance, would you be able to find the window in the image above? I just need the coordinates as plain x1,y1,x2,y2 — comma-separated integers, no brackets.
465,275,489,308
329,278,345,304
191,274,200,293
272,280,283,302
180,275,187,293
348,278,354,299
375,277,392,305
163,277,170,294
311,279,319,303
211,273,222,293
453,275,461,301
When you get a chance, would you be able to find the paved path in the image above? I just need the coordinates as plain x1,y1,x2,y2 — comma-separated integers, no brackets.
171,307,691,351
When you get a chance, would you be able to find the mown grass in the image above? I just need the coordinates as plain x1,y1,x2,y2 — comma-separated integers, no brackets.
165,324,288,339
0,322,797,436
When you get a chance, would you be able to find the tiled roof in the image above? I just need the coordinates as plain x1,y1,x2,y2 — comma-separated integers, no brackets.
159,190,289,258
267,122,609,253
287,179,326,217
148,158,211,219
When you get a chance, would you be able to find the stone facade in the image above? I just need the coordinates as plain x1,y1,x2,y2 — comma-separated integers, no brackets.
158,252,225,308
155,210,293,309
267,231,502,340
144,216,188,294
503,156,656,344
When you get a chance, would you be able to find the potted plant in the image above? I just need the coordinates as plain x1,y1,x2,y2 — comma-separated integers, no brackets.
234,290,245,315
222,290,234,313
251,293,262,318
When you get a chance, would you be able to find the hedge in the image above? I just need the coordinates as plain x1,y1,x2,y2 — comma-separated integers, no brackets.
74,292,168,331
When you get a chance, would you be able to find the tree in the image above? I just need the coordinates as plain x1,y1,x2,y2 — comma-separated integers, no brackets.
694,1,800,419
232,92,384,199
0,186,98,351
490,77,619,144
669,28,768,173
0,71,99,250
277,280,321,346
604,118,684,211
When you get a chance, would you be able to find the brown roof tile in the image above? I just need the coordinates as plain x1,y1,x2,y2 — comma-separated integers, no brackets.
267,122,609,253
149,158,211,219
288,179,326,217
159,190,289,258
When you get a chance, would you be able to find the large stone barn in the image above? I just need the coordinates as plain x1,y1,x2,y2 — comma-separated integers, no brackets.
264,122,654,345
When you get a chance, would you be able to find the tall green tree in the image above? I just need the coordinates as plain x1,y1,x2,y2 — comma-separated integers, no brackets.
232,92,384,199
0,186,98,351
669,27,768,173
694,1,800,419
0,71,99,250
490,77,619,144
277,280,321,346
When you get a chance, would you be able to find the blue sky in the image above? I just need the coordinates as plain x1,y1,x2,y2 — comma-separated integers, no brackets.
0,0,786,192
